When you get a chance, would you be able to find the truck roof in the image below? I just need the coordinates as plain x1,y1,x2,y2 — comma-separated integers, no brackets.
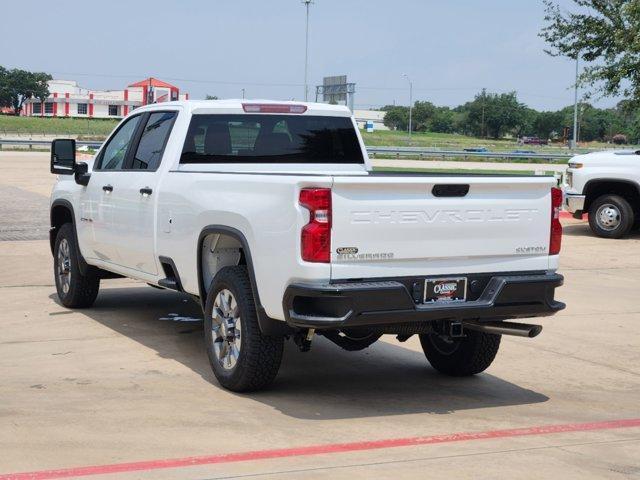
135,99,354,117
570,149,640,164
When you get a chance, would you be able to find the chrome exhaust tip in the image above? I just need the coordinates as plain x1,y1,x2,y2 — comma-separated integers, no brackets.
462,320,543,338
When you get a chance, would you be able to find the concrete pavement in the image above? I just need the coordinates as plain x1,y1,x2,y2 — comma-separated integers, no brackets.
0,152,638,479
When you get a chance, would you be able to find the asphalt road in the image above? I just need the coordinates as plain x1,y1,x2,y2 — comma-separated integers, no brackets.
0,152,639,480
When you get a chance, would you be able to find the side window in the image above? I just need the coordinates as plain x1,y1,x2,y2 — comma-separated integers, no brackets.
97,115,142,170
130,112,177,170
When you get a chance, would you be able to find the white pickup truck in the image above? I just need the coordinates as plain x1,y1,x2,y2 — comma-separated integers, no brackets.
50,100,564,391
563,150,640,238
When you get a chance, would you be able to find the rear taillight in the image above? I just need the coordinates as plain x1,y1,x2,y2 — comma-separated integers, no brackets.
299,188,331,263
550,187,563,255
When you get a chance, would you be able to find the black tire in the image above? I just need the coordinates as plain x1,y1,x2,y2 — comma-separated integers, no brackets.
53,223,100,308
419,329,501,376
588,194,635,239
204,266,284,392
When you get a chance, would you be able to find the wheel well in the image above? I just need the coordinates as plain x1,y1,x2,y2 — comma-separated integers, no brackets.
197,227,292,336
50,204,73,254
584,181,640,212
200,233,245,297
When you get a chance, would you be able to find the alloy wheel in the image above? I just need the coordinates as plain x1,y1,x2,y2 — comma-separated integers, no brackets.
57,238,72,294
211,289,242,370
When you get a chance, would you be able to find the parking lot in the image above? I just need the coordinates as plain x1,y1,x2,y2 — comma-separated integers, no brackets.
1,151,639,479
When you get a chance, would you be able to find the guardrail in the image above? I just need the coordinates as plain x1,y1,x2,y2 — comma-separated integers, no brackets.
0,138,575,162
367,146,573,161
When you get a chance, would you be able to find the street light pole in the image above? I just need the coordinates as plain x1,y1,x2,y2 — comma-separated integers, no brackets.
572,54,580,148
303,0,312,101
403,74,413,138
481,87,486,138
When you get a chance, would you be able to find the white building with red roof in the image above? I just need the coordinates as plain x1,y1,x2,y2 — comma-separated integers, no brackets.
22,77,189,118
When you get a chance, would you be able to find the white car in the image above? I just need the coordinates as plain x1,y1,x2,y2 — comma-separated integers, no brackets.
49,100,565,391
563,150,640,238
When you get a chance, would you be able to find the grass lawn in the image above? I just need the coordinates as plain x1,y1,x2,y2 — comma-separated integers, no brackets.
373,166,555,176
361,129,632,153
0,115,119,138
371,153,568,164
362,129,519,149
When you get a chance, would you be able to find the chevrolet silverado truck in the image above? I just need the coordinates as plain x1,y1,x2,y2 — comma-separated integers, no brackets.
50,100,565,392
564,150,640,238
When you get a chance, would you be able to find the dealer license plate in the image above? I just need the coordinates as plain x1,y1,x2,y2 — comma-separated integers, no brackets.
424,278,467,303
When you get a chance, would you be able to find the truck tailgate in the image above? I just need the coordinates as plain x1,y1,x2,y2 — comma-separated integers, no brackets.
330,175,556,280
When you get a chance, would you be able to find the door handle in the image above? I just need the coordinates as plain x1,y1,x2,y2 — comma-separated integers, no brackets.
139,187,153,196
102,184,113,192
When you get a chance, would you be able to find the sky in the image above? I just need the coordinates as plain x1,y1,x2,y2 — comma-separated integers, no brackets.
1,0,618,111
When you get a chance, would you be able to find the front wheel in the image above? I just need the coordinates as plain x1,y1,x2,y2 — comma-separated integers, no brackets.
419,329,501,376
588,194,634,239
204,266,284,392
54,223,100,308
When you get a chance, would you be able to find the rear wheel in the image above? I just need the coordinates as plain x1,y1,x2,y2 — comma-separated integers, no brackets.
419,329,501,376
204,266,284,392
54,223,100,308
588,194,634,239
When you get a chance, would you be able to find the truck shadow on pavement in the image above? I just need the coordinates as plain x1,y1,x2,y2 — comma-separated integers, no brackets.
562,222,640,238
50,284,549,420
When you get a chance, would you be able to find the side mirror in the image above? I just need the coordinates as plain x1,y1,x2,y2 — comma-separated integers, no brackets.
51,139,76,175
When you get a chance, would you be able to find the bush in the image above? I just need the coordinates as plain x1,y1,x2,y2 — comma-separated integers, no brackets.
612,134,628,144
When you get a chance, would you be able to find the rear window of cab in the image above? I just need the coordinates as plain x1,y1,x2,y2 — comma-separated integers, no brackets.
180,114,364,164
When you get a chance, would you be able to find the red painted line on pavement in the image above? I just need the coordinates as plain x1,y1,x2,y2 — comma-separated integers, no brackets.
2,418,639,480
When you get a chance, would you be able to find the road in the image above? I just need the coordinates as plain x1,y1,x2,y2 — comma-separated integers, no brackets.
0,152,638,480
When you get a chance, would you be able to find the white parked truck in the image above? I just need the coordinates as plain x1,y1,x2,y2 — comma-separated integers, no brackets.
50,100,565,391
563,150,640,238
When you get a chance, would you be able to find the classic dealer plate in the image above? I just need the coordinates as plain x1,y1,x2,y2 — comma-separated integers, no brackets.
424,277,467,303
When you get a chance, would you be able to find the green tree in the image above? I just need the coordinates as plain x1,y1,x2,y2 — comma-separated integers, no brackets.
0,67,8,107
383,102,457,133
557,103,622,142
382,106,409,131
430,107,456,133
0,68,51,115
451,108,472,136
411,101,436,131
32,72,51,103
532,110,564,139
577,104,618,142
615,100,640,142
488,92,528,138
378,90,640,143
516,107,538,138
540,0,640,104
459,91,528,139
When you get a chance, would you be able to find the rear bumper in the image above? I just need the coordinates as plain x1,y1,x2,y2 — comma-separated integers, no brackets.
283,272,564,329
